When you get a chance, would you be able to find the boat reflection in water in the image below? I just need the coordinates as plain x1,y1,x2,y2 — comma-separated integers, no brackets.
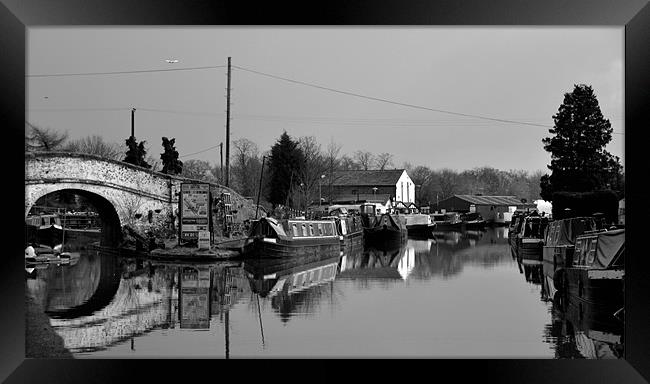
244,250,342,323
544,290,623,359
26,226,621,358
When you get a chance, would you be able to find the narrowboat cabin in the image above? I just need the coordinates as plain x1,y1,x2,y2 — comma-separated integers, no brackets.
322,213,364,247
460,212,487,230
515,214,549,262
243,217,341,258
553,228,624,313
508,211,527,259
430,212,463,231
542,216,597,297
390,202,435,237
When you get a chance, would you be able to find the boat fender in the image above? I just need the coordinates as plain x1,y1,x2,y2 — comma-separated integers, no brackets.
553,269,566,293
25,246,36,258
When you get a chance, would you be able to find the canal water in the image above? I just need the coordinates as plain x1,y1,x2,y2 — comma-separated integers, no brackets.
25,227,623,358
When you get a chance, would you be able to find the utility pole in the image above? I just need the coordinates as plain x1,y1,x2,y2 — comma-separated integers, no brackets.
225,57,231,187
131,108,136,138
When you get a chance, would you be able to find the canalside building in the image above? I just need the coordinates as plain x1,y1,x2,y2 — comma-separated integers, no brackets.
327,169,415,214
430,194,537,225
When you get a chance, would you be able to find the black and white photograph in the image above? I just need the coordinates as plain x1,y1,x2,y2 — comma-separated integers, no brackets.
21,25,630,361
21,24,630,361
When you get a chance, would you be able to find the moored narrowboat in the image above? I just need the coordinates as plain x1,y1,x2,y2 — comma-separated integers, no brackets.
324,214,364,247
430,212,463,231
390,203,436,237
553,228,624,313
515,214,549,262
542,216,597,298
460,212,487,230
359,204,407,248
25,214,63,248
243,217,341,258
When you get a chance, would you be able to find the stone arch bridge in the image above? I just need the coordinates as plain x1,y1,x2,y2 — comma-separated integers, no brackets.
25,152,251,246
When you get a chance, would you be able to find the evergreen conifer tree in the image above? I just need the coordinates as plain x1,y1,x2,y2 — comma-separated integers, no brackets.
540,84,622,201
267,132,304,208
160,137,183,174
123,136,151,168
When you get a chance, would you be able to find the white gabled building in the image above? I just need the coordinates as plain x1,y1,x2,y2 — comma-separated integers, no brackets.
326,169,416,213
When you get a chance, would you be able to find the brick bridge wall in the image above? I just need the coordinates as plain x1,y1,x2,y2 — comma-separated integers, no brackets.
25,152,256,245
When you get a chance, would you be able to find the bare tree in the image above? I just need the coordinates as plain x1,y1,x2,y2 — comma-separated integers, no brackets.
231,138,261,197
339,155,360,171
64,135,123,160
25,123,68,152
353,150,374,170
297,136,328,208
437,168,459,199
375,152,394,170
181,159,216,182
324,139,342,204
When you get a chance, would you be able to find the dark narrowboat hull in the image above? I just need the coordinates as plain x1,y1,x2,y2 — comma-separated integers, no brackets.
554,267,624,311
341,230,364,248
405,224,435,237
244,237,341,259
364,226,406,249
33,225,64,248
463,220,486,229
518,238,543,261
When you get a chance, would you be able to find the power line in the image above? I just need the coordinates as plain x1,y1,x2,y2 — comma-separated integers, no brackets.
232,64,625,135
180,144,222,159
26,65,227,77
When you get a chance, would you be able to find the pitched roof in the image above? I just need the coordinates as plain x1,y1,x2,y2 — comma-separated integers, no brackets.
452,195,532,206
331,169,405,186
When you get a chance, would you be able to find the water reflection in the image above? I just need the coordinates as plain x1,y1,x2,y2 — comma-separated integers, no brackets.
25,227,621,358
543,292,623,359
245,252,341,323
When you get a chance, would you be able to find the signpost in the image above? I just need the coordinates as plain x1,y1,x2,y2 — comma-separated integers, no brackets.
180,182,211,249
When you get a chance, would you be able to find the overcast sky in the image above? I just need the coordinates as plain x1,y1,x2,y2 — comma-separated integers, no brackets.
26,27,624,173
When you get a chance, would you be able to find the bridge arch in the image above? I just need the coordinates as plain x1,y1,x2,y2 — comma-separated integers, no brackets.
28,187,123,247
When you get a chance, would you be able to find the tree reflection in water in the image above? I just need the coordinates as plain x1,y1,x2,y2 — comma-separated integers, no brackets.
25,227,619,358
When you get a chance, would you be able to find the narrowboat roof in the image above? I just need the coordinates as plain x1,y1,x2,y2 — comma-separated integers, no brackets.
544,216,596,246
577,228,625,268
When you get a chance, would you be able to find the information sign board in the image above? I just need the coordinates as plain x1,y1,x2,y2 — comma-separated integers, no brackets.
180,183,211,246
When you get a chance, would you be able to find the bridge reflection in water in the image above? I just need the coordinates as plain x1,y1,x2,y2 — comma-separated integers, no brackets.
25,227,622,358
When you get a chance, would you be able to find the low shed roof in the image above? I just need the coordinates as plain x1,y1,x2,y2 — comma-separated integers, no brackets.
454,195,532,206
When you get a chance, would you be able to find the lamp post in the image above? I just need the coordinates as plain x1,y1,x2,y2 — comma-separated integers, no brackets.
319,174,325,207
372,187,378,199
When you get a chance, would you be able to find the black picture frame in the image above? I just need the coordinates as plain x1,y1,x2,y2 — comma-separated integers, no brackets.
3,0,648,382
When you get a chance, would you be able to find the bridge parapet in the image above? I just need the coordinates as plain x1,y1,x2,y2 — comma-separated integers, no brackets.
25,152,259,244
